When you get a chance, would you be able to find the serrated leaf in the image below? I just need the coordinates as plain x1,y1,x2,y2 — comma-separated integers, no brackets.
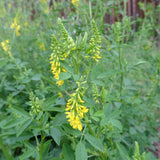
44,95,59,108
85,134,104,152
53,113,67,126
3,117,29,129
100,118,109,126
62,124,81,136
110,119,122,131
17,119,32,137
10,106,30,118
51,127,61,145
75,142,87,160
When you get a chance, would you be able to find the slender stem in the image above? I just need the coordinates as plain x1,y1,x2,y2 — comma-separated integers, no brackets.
39,131,45,160
66,80,74,92
118,45,123,95
85,120,95,136
80,125,86,142
110,139,116,160
0,138,12,160
148,68,159,108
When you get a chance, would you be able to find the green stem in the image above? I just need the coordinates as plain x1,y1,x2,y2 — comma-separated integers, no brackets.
85,120,95,136
71,53,79,75
110,139,116,160
66,80,74,92
39,131,45,160
0,138,12,160
86,59,92,82
148,68,159,108
118,45,123,95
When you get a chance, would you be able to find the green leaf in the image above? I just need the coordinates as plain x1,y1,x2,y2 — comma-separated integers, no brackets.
42,140,52,159
133,61,147,67
98,69,123,79
41,76,61,90
44,106,64,112
18,149,36,160
75,142,87,160
10,106,30,118
62,143,75,160
3,117,29,129
61,61,74,74
85,134,104,152
91,63,102,80
116,143,130,160
0,59,7,68
51,127,61,145
91,80,105,86
110,119,123,131
62,124,81,136
17,119,32,137
31,73,42,81
129,127,137,135
103,103,112,118
58,72,71,80
53,113,67,126
100,118,109,126
94,110,104,117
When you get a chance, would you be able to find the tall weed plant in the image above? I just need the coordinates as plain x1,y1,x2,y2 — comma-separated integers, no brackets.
0,0,160,160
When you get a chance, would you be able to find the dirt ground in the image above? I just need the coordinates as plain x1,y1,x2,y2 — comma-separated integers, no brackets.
148,128,160,158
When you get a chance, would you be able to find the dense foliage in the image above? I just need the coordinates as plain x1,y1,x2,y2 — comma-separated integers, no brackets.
0,0,160,160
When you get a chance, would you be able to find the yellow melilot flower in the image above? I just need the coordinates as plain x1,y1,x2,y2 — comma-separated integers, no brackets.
58,92,63,98
50,52,66,86
1,40,9,52
65,88,88,131
86,20,102,62
11,22,17,29
50,19,76,86
10,18,21,36
56,80,64,86
16,25,20,36
72,0,79,7
39,44,45,51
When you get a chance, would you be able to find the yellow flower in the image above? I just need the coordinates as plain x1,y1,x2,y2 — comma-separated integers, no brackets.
11,22,16,29
72,0,79,7
7,51,12,56
65,86,88,131
10,18,21,36
70,116,82,131
16,25,20,36
86,20,102,62
58,92,63,98
39,44,45,51
56,80,64,86
1,40,9,52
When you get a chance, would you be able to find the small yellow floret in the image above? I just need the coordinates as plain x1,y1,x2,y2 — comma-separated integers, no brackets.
56,80,64,86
